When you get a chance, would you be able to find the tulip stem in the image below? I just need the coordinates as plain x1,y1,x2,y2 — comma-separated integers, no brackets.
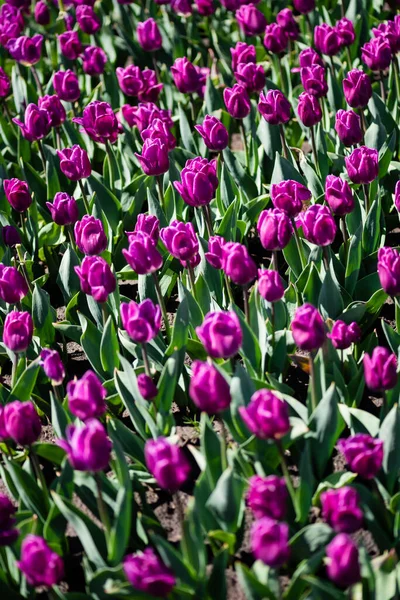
67,225,76,251
270,302,275,349
358,109,367,136
276,440,298,520
156,176,165,213
310,126,320,178
30,449,50,509
101,303,108,329
95,474,111,538
277,59,287,96
243,285,250,325
272,250,279,273
395,297,400,333
346,47,352,71
186,263,197,301
31,67,44,97
37,139,46,174
78,180,90,214
220,418,228,471
141,343,151,377
279,125,289,160
15,243,32,293
290,219,306,271
323,247,330,272
309,352,318,412
152,54,159,80
340,217,349,262
19,212,27,244
2,101,17,136
363,183,370,213
379,70,386,103
11,352,18,388
380,390,387,421
239,121,249,170
152,272,171,341
202,205,213,239
224,272,235,307
52,384,64,404
392,58,400,112
174,492,187,553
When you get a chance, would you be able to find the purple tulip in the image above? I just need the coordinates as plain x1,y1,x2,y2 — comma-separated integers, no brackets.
251,517,290,567
258,90,291,125
137,373,158,400
239,389,290,439
230,41,256,71
335,109,362,147
223,83,251,119
0,265,28,304
258,269,285,302
314,23,341,55
205,236,225,269
74,216,107,255
67,370,107,420
372,21,400,54
293,0,314,13
137,18,162,51
53,69,80,102
174,157,218,207
235,62,265,93
300,65,328,97
0,67,10,98
4,401,41,446
3,178,31,213
326,534,361,588
75,256,116,303
2,226,21,247
116,65,144,97
145,437,190,491
123,548,175,597
58,31,82,60
133,213,160,242
321,487,363,533
171,57,202,94
123,231,163,275
291,303,325,351
13,103,51,141
141,118,176,151
271,180,311,218
257,208,292,250
345,146,379,184
378,246,400,296
57,145,91,181
135,138,169,176
264,23,289,54
7,34,43,65
342,69,372,108
395,181,400,213
338,434,383,479
361,37,392,71
195,115,228,151
236,4,267,36
122,102,173,132
46,192,79,226
247,475,287,519
302,204,337,246
189,360,231,414
0,495,19,546
160,220,199,266
40,348,65,385
363,346,397,391
38,94,66,129
76,5,100,33
221,242,257,286
328,320,360,350
73,101,119,144
325,175,354,216
58,419,112,471
299,47,324,68
196,311,242,358
337,17,355,47
82,46,107,76
17,535,64,587
276,8,299,40
35,0,50,22
297,92,322,127
3,311,33,353
137,68,163,103
121,299,161,343
195,0,215,16
220,0,241,11
171,0,192,16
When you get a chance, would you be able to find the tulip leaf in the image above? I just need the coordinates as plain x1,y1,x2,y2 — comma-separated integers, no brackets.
100,315,120,375
379,404,400,494
32,283,56,345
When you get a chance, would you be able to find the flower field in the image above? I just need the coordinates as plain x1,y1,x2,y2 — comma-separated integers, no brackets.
0,0,399,597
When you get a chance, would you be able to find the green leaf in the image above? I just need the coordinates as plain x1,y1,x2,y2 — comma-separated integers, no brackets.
51,391,70,438
379,404,400,494
107,418,145,466
10,361,40,402
88,173,121,231
235,563,276,600
33,442,65,465
32,284,56,345
179,104,197,154
270,152,305,185
290,523,334,563
309,384,342,478
362,198,381,255
156,352,181,413
201,413,223,488
318,270,344,320
150,533,197,586
345,223,362,296
57,246,81,304
5,459,48,522
107,436,132,565
78,313,106,378
100,316,120,375
206,468,245,533
312,471,358,505
222,147,259,200
165,297,189,356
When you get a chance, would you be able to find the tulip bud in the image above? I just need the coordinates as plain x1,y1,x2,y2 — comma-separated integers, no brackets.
160,220,199,266
205,236,225,269
239,389,290,439
58,31,82,60
195,115,229,151
171,57,201,94
264,23,289,54
300,65,328,97
7,34,43,65
293,0,314,13
67,370,107,420
73,100,119,144
171,0,192,15
378,246,400,296
123,548,176,598
335,109,362,147
46,192,79,226
116,65,144,97
361,37,392,71
145,437,191,491
57,145,91,181
251,517,290,567
328,320,360,350
137,18,162,51
135,138,169,176
337,17,355,47
82,46,107,76
58,420,112,471
291,303,325,351
121,299,161,344
258,90,291,125
3,311,33,353
321,487,363,533
40,348,65,385
75,256,116,303
174,157,218,207
302,204,337,246
76,5,100,34
223,83,251,119
326,535,361,589
141,118,176,150
0,265,28,304
53,69,80,102
363,346,397,391
247,475,287,519
38,94,66,128
3,178,32,212
4,401,41,446
276,8,299,40
122,102,173,132
196,311,242,358
230,41,256,71
133,213,160,242
189,360,231,414
271,179,311,217
257,208,292,250
235,62,265,93
236,4,267,36
258,269,285,302
34,1,50,25
345,146,378,184
337,433,383,479
372,21,400,54
221,242,257,286
137,68,163,103
17,536,64,587
299,47,324,68
0,494,19,546
314,23,341,55
395,181,400,213
0,67,10,98
2,226,21,247
123,231,163,275
342,68,372,108
297,92,322,127
325,175,354,216
74,215,107,255
13,103,51,141
137,373,158,400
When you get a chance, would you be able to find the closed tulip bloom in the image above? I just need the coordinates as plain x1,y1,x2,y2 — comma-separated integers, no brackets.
13,103,51,141
76,5,100,33
195,0,215,16
123,103,173,132
121,299,161,344
314,23,341,55
321,487,363,533
171,57,201,94
372,21,400,54
73,101,119,144
258,269,285,302
123,231,163,275
236,4,267,36
395,181,400,212
251,518,290,567
174,157,218,207
137,18,162,51
53,70,80,102
58,420,112,471
300,65,328,97
133,213,160,242
160,220,199,266
325,175,354,216
205,236,225,269
361,37,392,71
171,0,192,16
189,360,231,414
363,346,397,391
230,41,256,71
2,226,21,247
335,109,362,147
7,34,43,65
123,548,175,598
328,320,360,350
247,475,287,519
46,192,78,226
74,216,107,256
58,31,82,60
235,62,265,93
338,434,383,479
17,536,64,587
0,495,19,546
3,178,31,212
342,69,372,108
0,21,21,49
271,179,311,218
116,65,144,97
3,311,33,353
0,265,28,304
67,370,107,420
302,204,336,246
196,311,242,358
293,0,314,13
276,8,299,40
57,145,91,181
292,303,325,351
138,68,163,103
299,47,324,68
195,115,228,151
75,256,116,303
297,92,322,127
239,389,290,439
258,208,292,250
145,437,191,491
82,46,107,76
222,242,257,286
337,17,355,47
258,90,291,125
4,401,41,446
0,67,11,98
345,146,378,184
137,373,158,400
347,322,361,344
326,534,361,588
223,83,250,119
378,246,400,296
135,138,169,176
141,118,176,150
38,94,66,128
264,23,289,54
40,348,65,385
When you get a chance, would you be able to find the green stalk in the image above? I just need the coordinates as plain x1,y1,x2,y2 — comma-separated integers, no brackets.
276,440,299,519
95,474,111,540
309,352,317,412
239,120,249,170
291,219,306,270
141,343,151,377
152,272,171,341
78,180,90,214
